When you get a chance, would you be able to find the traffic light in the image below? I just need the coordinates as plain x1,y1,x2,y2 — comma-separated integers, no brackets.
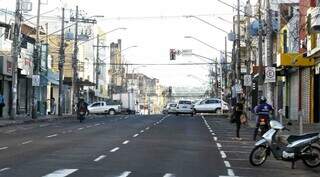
252,82,256,90
218,80,221,88
170,49,176,60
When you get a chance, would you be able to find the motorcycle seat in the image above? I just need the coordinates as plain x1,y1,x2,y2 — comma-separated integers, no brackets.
287,133,319,144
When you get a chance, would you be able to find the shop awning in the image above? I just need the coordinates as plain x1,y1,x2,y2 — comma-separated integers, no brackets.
63,77,96,86
277,53,315,67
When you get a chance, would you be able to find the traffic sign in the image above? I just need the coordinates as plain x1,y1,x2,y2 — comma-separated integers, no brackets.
244,75,252,86
32,75,40,86
265,67,276,83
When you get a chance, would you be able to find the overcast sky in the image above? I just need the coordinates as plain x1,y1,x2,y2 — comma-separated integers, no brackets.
1,0,249,87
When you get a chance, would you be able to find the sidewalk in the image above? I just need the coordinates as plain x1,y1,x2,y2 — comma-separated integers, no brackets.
0,114,76,127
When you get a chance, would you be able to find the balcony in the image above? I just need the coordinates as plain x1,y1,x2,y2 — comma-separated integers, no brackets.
277,53,314,67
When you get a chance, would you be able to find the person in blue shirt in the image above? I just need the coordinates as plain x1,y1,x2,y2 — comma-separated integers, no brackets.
253,96,274,140
0,94,5,117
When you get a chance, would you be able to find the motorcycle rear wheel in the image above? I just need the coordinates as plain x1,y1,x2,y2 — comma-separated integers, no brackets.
249,145,268,166
302,145,320,168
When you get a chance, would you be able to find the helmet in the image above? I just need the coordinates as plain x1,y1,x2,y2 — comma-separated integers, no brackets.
259,96,267,103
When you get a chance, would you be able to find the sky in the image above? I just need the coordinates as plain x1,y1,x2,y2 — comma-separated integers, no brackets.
1,0,248,87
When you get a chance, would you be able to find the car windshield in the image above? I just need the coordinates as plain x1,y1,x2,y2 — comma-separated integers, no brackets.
179,101,191,104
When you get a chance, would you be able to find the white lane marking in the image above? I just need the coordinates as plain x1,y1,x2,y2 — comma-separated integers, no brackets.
227,169,235,176
117,171,131,177
220,151,227,159
78,127,83,130
0,167,10,172
213,137,218,141
86,125,92,128
40,124,49,128
224,161,231,168
22,140,33,145
42,169,78,177
217,143,222,148
133,134,139,137
122,140,130,145
101,123,105,125
95,123,101,126
6,129,16,133
124,116,129,119
46,134,58,138
110,147,120,152
140,130,144,133
219,176,239,177
94,155,106,162
146,127,150,130
163,173,176,177
209,129,213,133
0,147,8,150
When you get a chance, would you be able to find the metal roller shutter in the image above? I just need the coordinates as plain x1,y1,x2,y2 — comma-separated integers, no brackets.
289,71,299,120
301,68,311,123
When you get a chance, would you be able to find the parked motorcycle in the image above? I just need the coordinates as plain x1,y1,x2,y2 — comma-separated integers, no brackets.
249,120,320,169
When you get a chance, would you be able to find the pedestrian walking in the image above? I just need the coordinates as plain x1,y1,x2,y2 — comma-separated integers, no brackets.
50,98,56,115
230,102,245,140
0,93,5,117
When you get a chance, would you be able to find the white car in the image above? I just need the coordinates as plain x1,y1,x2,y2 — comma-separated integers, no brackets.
193,98,229,114
176,100,194,116
87,101,121,115
166,103,177,114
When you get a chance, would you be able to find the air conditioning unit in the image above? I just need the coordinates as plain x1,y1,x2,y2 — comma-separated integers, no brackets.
310,7,320,32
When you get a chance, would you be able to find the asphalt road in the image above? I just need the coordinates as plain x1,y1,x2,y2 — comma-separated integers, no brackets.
0,114,319,177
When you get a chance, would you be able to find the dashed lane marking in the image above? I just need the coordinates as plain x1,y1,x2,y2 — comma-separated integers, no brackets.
140,130,144,133
94,123,101,126
133,134,139,138
213,137,218,141
117,171,131,177
0,147,8,150
217,143,222,148
94,155,107,162
163,173,176,177
146,127,150,130
86,125,92,128
46,134,58,138
122,140,130,145
224,161,231,168
0,168,10,172
22,140,33,145
110,147,120,152
78,128,84,130
42,169,78,177
227,169,235,176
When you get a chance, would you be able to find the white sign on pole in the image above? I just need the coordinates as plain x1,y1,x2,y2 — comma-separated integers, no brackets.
235,83,242,94
265,67,276,83
32,75,40,86
182,49,193,56
244,75,252,86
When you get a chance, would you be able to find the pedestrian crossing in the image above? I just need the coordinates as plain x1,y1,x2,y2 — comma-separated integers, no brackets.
40,169,176,177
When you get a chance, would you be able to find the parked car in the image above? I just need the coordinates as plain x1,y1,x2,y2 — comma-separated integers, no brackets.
176,100,193,116
163,103,177,114
87,101,121,115
193,98,229,114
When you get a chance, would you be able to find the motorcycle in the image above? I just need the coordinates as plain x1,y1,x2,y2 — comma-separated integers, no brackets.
257,115,269,136
78,110,86,123
249,120,320,169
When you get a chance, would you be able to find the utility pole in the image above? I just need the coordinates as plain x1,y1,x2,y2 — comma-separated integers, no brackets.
236,0,241,86
95,34,100,90
58,8,65,116
31,0,41,119
215,59,218,97
71,6,79,114
258,0,264,97
10,0,22,120
266,0,274,106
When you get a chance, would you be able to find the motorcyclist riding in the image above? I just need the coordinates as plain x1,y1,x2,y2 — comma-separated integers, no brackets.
253,96,274,140
77,98,88,123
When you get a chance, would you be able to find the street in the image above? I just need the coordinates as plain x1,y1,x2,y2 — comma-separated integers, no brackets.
0,115,318,177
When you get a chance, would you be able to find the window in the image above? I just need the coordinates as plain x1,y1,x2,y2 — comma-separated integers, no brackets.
91,103,101,107
169,104,177,107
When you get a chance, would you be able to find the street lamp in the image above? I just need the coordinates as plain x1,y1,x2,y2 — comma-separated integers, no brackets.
184,36,231,57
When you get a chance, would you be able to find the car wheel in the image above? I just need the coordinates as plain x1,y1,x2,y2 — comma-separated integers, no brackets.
216,108,222,114
109,109,116,115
